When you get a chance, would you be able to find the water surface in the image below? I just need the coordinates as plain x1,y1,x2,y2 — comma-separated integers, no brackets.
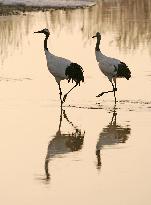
0,0,151,204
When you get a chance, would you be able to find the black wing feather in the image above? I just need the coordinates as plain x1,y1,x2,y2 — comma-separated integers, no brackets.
65,63,84,85
116,62,131,80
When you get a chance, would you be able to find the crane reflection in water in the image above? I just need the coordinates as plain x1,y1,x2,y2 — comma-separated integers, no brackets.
45,108,85,181
96,109,131,170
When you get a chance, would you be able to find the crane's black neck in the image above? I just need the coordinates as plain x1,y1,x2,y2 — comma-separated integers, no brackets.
44,34,49,51
95,37,101,51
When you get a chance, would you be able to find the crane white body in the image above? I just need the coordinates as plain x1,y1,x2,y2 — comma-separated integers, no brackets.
45,49,70,83
95,51,121,82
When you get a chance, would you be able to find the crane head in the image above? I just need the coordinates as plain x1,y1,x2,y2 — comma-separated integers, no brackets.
34,28,50,36
92,32,101,40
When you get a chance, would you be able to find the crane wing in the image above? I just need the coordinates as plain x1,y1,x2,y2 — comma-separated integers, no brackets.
45,50,71,80
96,51,121,77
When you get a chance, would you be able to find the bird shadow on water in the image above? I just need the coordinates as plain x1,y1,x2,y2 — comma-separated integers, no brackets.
96,108,131,170
42,108,85,182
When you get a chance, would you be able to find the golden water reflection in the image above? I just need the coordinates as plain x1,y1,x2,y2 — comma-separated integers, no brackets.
45,108,85,181
96,109,131,169
0,1,151,204
0,0,151,64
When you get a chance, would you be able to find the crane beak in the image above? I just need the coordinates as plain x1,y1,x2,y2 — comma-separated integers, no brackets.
34,30,43,34
92,35,97,38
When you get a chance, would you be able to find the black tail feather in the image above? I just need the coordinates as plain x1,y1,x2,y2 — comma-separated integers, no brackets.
65,63,84,85
116,62,131,80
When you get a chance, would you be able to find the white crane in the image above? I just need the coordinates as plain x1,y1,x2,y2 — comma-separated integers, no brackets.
34,28,84,106
92,32,131,103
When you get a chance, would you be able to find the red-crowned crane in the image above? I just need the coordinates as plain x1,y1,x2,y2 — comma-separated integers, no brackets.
92,32,131,103
34,28,84,107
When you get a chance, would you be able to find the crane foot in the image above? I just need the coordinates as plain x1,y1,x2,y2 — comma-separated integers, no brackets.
96,92,104,97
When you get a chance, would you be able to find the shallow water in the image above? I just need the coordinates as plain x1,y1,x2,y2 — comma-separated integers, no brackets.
0,0,151,204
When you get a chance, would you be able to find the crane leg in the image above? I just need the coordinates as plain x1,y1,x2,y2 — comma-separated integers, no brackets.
45,158,50,180
113,77,117,91
58,83,63,107
63,83,78,103
96,81,117,104
112,82,117,104
96,149,102,168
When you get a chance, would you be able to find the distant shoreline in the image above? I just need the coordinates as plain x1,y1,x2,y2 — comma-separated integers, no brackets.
0,1,96,16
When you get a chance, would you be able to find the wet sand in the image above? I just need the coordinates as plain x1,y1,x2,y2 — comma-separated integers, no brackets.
0,0,151,204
